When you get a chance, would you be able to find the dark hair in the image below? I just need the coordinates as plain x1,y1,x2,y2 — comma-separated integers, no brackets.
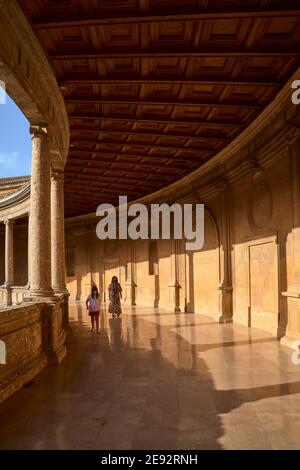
91,285,99,298
112,276,118,284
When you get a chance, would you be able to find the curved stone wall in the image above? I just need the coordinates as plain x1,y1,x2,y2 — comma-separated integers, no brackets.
65,69,300,350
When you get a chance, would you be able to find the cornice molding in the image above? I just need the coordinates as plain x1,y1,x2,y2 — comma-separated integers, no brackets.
0,183,30,209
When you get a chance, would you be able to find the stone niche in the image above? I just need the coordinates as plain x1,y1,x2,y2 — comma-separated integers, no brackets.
247,181,273,234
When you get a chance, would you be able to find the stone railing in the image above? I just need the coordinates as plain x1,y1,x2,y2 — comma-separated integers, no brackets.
0,298,67,404
0,286,28,308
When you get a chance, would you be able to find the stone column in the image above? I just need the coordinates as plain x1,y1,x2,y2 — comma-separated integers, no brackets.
51,168,67,295
218,179,233,323
281,129,300,348
125,240,136,306
28,125,54,299
27,221,31,289
4,219,14,287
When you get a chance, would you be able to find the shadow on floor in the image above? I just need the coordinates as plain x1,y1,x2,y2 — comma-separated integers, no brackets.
0,307,299,450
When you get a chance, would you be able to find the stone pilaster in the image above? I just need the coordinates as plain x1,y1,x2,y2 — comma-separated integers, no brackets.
169,239,181,313
125,240,136,306
28,125,54,300
4,219,15,288
281,129,300,348
218,179,233,323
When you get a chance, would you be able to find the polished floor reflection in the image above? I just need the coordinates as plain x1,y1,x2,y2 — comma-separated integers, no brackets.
0,304,300,450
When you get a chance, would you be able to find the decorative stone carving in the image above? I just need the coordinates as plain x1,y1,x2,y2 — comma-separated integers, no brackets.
217,177,229,192
249,157,264,180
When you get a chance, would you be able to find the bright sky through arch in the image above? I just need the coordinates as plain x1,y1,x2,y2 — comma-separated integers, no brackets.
0,90,31,178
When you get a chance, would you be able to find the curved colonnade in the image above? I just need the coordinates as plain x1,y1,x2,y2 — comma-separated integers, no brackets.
0,0,300,405
0,0,69,403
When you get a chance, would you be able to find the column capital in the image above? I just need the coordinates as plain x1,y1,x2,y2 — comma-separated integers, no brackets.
4,219,15,226
249,157,264,180
51,168,64,182
29,125,48,138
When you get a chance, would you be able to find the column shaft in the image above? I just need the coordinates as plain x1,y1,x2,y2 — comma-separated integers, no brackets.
4,219,14,287
29,126,53,298
51,169,67,294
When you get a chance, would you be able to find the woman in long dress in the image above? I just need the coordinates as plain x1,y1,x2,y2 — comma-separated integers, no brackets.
108,276,122,318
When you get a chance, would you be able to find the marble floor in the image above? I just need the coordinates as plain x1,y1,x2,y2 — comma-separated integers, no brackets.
0,304,300,450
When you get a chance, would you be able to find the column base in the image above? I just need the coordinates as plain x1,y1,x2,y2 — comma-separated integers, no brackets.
53,286,69,296
280,333,300,350
27,289,57,303
219,314,233,324
218,285,233,324
280,291,300,349
2,282,13,288
168,279,181,313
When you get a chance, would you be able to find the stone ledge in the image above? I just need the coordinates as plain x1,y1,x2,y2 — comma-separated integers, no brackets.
0,352,47,404
0,301,68,404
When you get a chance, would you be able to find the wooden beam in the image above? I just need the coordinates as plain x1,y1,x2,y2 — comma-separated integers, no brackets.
69,114,244,128
66,186,142,196
65,168,174,181
65,168,177,180
66,97,261,110
70,127,228,142
70,140,220,153
33,9,300,29
50,49,300,60
62,78,280,88
68,152,201,169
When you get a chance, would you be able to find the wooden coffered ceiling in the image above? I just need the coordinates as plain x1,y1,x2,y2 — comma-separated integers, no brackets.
18,0,300,217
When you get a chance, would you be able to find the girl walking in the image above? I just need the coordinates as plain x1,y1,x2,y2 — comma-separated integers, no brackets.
108,276,123,318
86,285,101,334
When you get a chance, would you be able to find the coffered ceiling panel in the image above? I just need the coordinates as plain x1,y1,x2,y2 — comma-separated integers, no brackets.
18,0,300,217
